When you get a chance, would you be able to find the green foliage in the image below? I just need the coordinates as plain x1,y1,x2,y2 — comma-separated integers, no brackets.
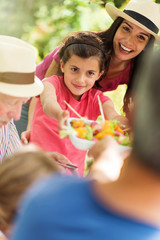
112,0,126,8
23,0,112,60
0,0,124,61
0,0,160,61
0,0,158,60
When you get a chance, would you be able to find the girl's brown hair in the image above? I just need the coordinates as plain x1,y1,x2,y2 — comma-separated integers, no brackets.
59,31,108,82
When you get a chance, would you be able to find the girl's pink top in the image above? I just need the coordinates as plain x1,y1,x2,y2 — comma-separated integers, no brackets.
30,75,110,176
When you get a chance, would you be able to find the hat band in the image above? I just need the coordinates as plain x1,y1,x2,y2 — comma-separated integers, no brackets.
124,10,159,34
0,72,35,85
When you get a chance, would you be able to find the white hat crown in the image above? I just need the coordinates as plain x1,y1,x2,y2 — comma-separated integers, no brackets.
0,41,36,73
125,0,160,29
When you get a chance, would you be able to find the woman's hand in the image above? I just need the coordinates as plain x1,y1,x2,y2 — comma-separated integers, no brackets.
114,115,129,127
102,100,129,126
21,130,30,145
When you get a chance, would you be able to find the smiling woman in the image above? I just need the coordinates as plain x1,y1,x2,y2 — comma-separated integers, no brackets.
102,0,160,115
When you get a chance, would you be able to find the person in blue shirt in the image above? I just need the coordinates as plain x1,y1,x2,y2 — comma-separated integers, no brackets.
10,47,160,240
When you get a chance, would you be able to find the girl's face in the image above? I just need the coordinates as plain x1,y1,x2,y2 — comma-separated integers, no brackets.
113,20,151,63
60,54,103,101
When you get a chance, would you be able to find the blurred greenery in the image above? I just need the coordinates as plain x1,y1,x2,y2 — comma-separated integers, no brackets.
0,0,129,61
0,0,158,60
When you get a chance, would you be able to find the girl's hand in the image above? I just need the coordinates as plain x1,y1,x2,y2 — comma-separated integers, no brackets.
21,130,30,145
57,110,70,131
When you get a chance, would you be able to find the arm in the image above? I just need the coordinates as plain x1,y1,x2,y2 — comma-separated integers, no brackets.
27,97,37,131
21,97,37,145
45,59,60,78
36,46,60,80
40,82,69,130
40,82,62,119
21,80,67,145
21,47,61,145
102,100,129,126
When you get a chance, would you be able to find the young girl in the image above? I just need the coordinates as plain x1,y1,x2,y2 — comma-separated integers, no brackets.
29,32,128,176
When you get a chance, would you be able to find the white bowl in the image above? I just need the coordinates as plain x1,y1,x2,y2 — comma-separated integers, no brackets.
67,118,131,152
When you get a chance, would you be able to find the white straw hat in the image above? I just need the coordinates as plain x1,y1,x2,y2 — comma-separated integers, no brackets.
106,0,160,43
0,35,44,97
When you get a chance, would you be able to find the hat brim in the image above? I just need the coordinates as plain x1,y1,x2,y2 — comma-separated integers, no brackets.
0,76,44,98
105,4,160,43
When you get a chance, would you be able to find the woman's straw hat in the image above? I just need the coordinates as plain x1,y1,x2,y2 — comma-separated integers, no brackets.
106,0,160,42
0,35,44,97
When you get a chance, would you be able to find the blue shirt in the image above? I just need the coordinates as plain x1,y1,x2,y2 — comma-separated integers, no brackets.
11,175,160,240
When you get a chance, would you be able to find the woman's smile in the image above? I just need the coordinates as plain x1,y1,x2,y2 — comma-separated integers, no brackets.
119,43,133,54
113,20,150,62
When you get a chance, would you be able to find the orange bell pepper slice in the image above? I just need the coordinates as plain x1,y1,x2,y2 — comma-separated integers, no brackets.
75,127,88,138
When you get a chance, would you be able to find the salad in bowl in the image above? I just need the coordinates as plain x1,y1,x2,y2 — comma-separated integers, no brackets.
60,117,132,152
